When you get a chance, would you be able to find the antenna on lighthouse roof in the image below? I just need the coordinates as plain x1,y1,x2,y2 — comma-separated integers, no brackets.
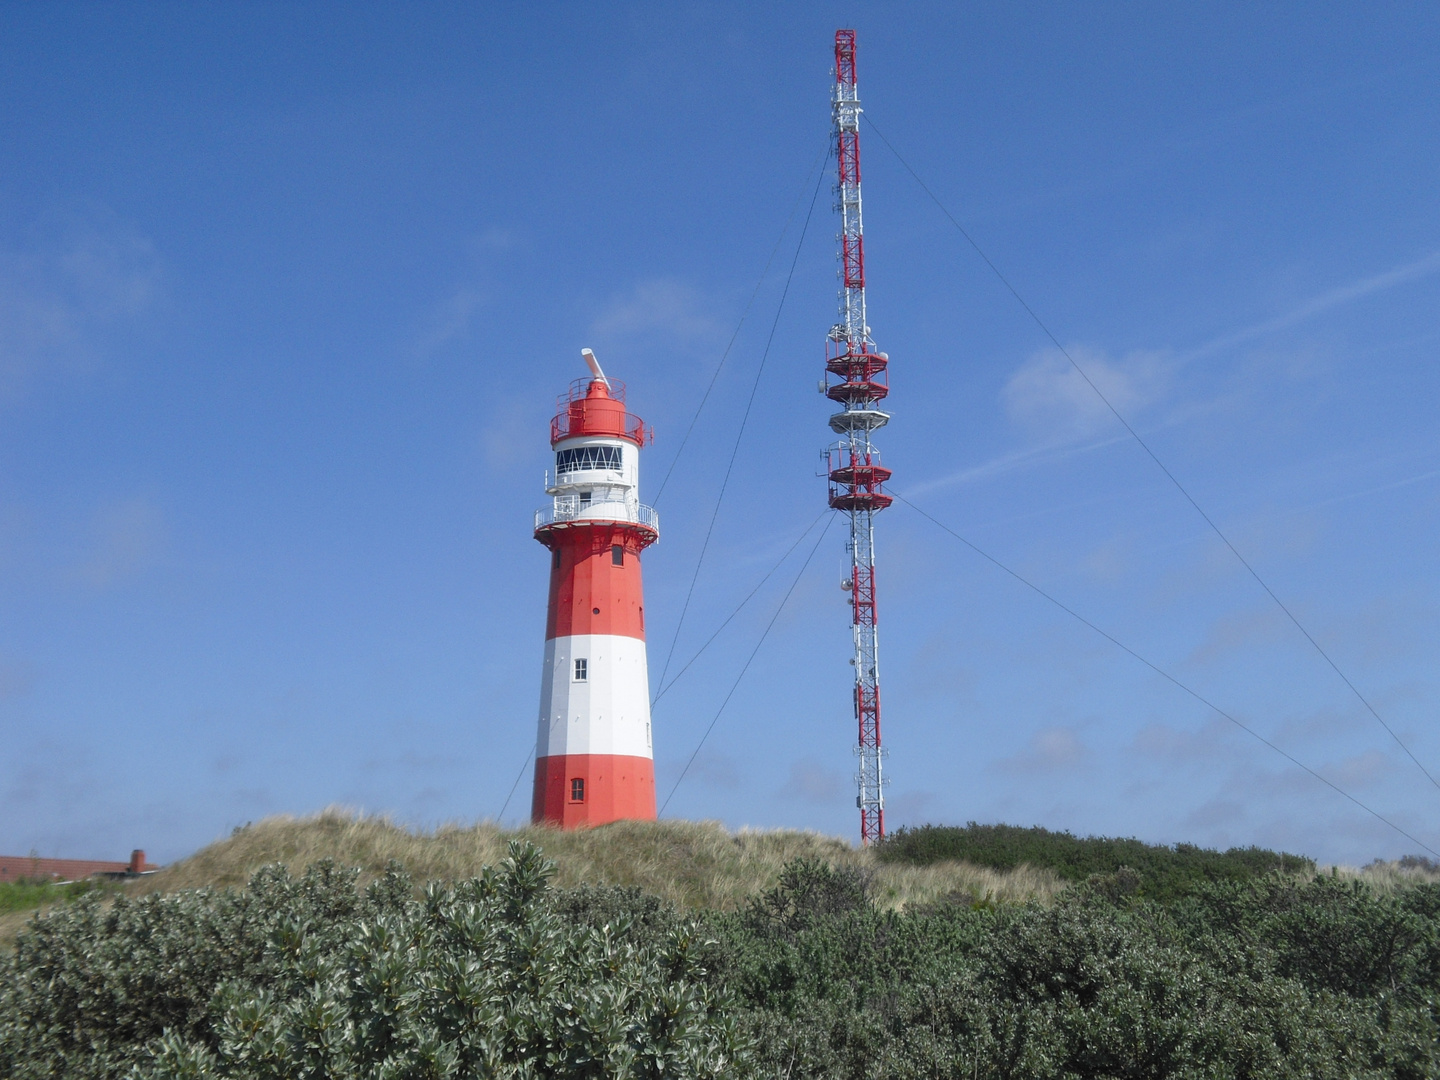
581,348,611,390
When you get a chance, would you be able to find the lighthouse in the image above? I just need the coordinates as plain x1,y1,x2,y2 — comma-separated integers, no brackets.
532,349,659,827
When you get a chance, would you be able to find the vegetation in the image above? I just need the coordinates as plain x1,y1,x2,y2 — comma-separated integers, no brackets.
0,877,113,915
709,860,1440,1078
131,809,1066,911
6,812,1440,1077
0,845,743,1079
877,822,1315,901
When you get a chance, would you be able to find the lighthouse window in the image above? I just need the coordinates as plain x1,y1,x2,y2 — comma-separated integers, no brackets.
611,544,624,566
573,658,588,682
556,445,622,475
552,548,561,570
570,777,585,802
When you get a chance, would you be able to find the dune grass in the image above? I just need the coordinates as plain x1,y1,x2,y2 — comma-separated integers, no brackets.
10,808,1432,951
132,807,1065,913
1324,858,1440,893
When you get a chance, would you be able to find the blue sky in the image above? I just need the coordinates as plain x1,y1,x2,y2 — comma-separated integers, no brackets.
2,3,1438,865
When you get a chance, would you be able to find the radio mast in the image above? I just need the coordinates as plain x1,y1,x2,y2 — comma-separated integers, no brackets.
823,29,893,843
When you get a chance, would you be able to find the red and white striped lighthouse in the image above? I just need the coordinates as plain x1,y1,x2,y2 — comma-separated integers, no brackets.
532,350,659,827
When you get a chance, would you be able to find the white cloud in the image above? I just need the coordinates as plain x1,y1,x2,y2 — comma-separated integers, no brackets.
1184,606,1288,667
902,432,1129,497
413,285,487,356
0,223,160,396
995,726,1089,774
1130,717,1233,764
781,758,846,804
1322,749,1393,790
883,789,938,826
590,279,717,342
1002,345,1171,440
1080,536,1132,584
1180,248,1440,365
689,750,742,789
0,657,36,702
68,497,166,590
478,400,533,469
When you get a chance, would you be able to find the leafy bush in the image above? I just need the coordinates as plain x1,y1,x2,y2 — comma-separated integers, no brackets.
712,866,1440,1079
876,822,1313,901
5,842,1439,1079
0,843,745,1080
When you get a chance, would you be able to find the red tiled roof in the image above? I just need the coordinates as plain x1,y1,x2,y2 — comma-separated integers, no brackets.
0,855,156,883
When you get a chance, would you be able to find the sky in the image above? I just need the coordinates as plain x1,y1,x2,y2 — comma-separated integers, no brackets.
1,3,1438,866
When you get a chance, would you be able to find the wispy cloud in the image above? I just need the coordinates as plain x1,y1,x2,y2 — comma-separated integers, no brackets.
0,657,37,702
1184,606,1289,668
689,750,742,789
883,789,938,826
590,279,718,342
478,399,533,469
67,497,166,590
1322,749,1393,791
915,249,1440,501
903,433,1128,497
780,758,846,804
1309,467,1440,511
995,726,1089,774
413,285,487,356
0,223,160,395
1181,249,1440,365
1130,716,1239,766
1003,345,1173,439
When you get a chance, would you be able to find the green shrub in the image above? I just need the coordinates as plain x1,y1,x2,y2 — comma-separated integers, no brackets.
0,843,746,1080
4,842,1439,1079
876,822,1313,901
713,868,1440,1079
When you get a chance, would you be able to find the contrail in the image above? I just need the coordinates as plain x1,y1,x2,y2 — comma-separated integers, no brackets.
1180,249,1440,364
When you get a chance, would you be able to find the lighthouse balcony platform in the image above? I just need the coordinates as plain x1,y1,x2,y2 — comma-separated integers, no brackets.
535,498,659,536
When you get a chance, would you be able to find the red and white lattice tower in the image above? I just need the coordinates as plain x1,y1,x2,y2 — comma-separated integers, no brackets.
532,349,659,827
823,29,894,844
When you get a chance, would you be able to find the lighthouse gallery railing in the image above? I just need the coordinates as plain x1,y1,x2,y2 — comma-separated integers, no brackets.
535,500,659,534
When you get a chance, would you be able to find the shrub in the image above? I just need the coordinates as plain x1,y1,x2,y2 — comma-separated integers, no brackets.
4,842,1439,1079
875,822,1313,901
715,869,1440,1079
0,843,746,1080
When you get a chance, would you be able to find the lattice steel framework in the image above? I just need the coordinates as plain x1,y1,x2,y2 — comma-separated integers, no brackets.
823,29,893,844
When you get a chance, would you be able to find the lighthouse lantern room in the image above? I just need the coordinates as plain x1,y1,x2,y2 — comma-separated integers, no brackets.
532,350,659,827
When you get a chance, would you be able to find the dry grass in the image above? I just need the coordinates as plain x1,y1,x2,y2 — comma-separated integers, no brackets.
0,908,43,946
1322,860,1440,893
33,810,1435,952
131,807,1065,913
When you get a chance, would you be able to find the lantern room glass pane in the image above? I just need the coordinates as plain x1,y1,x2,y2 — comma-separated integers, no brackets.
556,445,622,475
